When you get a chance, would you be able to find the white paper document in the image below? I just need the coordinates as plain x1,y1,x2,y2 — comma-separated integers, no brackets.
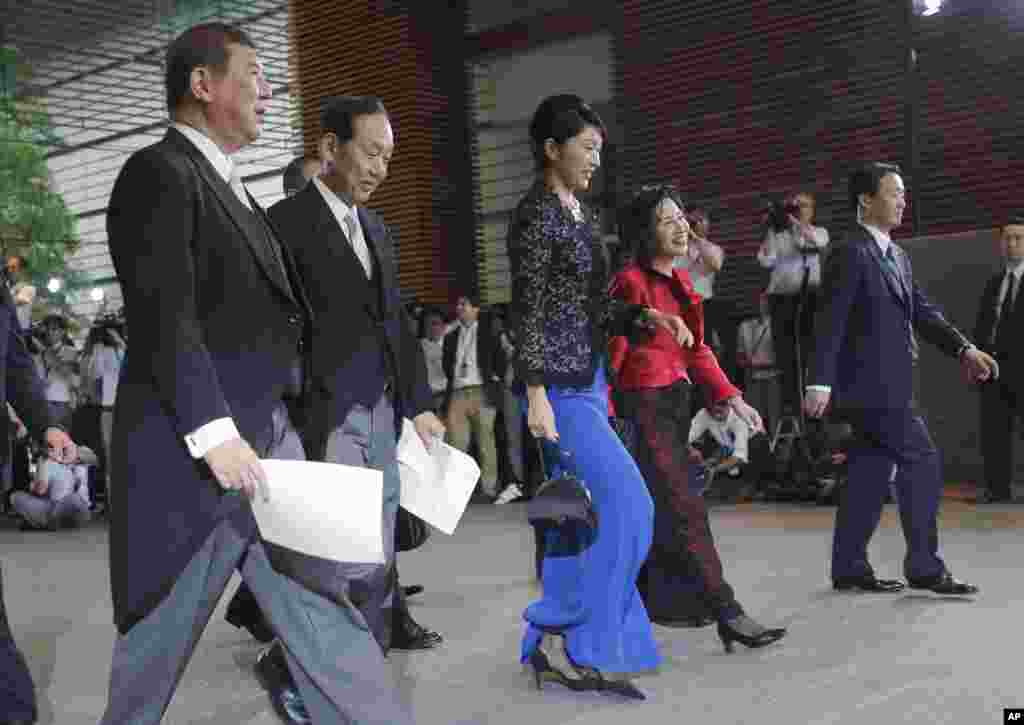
397,418,479,535
253,459,384,564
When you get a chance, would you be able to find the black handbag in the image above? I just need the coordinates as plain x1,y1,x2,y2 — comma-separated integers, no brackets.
526,441,597,531
395,507,430,552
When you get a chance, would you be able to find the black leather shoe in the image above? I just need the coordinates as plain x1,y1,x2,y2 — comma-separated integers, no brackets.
906,572,978,596
254,644,310,725
717,615,787,653
402,584,424,598
226,586,275,644
390,620,443,651
833,575,905,593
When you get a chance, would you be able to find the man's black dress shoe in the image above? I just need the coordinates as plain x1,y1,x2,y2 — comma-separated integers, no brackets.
906,572,979,595
832,575,906,593
402,584,424,598
390,619,443,651
226,585,275,643
254,644,310,725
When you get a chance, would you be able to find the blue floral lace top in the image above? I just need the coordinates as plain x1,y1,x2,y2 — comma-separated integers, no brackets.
508,181,645,388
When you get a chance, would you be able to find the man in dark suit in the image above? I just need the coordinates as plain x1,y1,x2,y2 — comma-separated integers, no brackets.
804,162,996,596
267,96,444,665
442,294,505,500
973,216,1024,504
0,279,77,725
223,155,323,647
99,25,411,725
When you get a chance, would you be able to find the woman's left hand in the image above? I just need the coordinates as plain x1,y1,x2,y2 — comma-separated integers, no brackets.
645,309,694,348
728,396,764,434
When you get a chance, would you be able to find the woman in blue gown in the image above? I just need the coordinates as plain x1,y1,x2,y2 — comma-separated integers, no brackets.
507,94,695,700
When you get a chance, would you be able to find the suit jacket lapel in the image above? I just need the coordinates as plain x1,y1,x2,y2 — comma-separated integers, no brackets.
255,203,309,314
167,129,293,302
862,232,908,310
358,208,393,316
307,187,378,310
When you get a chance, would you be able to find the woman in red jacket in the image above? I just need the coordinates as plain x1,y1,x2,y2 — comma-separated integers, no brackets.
609,184,786,652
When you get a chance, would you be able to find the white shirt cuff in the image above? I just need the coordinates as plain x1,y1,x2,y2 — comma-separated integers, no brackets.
185,417,241,459
806,385,831,393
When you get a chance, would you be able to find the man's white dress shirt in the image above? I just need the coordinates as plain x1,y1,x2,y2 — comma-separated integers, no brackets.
452,321,484,390
312,177,373,279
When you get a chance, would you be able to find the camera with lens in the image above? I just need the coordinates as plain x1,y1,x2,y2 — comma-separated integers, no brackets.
87,311,126,348
24,323,48,354
765,199,802,234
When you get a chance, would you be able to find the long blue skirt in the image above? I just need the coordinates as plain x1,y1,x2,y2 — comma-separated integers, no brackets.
520,365,660,672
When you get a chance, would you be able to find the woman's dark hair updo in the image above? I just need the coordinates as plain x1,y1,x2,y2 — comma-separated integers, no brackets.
528,94,608,170
618,184,687,266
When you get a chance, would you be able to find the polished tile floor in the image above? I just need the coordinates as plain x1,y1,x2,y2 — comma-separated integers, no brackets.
2,497,1020,724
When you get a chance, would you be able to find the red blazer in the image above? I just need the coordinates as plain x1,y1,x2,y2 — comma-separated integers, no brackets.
609,263,739,404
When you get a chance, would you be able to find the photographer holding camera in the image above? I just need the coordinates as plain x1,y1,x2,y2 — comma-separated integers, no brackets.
757,191,829,414
30,316,79,431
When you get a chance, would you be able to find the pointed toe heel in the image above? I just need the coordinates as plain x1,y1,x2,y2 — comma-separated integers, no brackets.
529,635,599,692
717,616,787,654
600,676,646,700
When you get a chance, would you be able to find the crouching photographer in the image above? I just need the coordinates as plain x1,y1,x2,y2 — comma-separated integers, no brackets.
756,191,829,414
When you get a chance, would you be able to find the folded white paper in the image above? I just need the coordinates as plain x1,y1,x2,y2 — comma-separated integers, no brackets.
253,459,384,564
397,418,479,535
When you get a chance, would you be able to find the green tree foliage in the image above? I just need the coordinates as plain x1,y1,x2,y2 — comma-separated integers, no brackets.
0,46,83,309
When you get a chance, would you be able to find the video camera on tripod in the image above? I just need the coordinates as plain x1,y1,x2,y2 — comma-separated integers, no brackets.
757,197,833,502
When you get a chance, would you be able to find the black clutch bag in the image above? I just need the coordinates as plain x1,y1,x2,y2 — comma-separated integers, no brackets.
395,507,430,552
526,442,597,531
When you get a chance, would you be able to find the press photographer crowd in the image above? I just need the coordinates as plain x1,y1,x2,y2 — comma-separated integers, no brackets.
2,19,1023,725
1,294,125,530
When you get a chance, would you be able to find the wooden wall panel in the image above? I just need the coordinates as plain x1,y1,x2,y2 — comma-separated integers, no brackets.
615,0,908,317
289,0,479,306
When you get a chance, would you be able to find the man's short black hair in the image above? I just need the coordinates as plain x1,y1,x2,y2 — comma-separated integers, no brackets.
321,96,389,145
1001,213,1024,230
417,305,445,339
165,23,255,113
40,313,68,330
455,292,481,308
848,162,901,213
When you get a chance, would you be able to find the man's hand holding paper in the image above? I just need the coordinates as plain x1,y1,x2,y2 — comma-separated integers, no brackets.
397,418,478,535
252,459,385,564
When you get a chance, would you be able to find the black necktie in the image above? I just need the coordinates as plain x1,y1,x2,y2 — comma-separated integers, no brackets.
995,271,1017,353
883,246,905,300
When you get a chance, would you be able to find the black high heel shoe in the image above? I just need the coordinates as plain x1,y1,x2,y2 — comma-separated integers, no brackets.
589,671,646,700
717,614,787,653
528,649,596,691
562,657,645,701
529,634,598,692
